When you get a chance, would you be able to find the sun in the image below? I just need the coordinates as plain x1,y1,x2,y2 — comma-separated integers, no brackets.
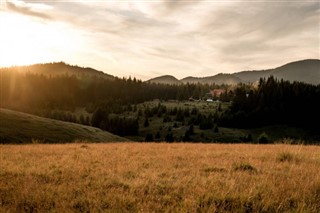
0,11,79,67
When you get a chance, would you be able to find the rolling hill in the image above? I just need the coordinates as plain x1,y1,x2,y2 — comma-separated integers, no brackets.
234,59,320,84
148,59,320,85
0,62,114,80
0,108,128,143
181,74,242,85
147,75,181,85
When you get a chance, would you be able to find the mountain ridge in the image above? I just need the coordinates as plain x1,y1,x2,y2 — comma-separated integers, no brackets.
147,59,320,85
147,75,181,85
1,59,318,85
0,62,114,80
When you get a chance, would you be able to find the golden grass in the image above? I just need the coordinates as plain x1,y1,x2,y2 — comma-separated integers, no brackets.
1,143,319,212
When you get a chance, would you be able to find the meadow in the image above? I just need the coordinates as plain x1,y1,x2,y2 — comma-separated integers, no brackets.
1,143,319,212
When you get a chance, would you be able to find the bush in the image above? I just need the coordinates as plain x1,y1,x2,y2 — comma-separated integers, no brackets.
213,124,219,133
143,118,149,127
145,133,153,142
155,132,161,139
189,124,194,135
258,132,269,144
183,130,191,142
165,133,174,142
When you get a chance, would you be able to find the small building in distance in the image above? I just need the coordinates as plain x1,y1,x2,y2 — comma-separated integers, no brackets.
210,89,226,98
206,98,214,102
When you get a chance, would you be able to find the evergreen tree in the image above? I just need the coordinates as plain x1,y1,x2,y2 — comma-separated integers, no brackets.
144,117,149,127
165,133,174,142
145,133,154,142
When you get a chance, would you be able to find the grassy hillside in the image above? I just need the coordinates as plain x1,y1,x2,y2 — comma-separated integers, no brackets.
1,143,319,212
0,108,128,143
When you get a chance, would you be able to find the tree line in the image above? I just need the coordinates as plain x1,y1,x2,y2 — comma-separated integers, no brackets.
2,67,319,140
0,70,232,115
220,76,320,133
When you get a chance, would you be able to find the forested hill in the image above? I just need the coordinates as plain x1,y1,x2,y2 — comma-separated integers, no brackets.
180,74,242,85
234,59,320,84
1,61,320,142
1,67,220,114
219,76,320,139
0,62,114,80
147,75,181,85
148,59,320,85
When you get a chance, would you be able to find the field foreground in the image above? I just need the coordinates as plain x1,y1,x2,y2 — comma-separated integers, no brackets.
1,143,319,212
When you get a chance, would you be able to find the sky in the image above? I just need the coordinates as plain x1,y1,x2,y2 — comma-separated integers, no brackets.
0,0,319,80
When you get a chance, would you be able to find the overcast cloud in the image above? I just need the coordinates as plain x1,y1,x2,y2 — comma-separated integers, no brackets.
2,0,319,79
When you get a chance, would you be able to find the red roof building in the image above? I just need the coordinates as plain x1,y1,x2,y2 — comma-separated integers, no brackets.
210,89,226,97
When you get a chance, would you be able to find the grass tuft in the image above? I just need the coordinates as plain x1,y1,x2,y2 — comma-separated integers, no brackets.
277,151,296,162
203,167,226,173
233,162,257,172
80,144,89,149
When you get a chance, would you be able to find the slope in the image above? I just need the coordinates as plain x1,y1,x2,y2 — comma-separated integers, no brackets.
234,59,320,84
147,75,181,85
272,59,320,84
0,108,128,143
149,59,319,85
200,73,242,85
0,62,114,80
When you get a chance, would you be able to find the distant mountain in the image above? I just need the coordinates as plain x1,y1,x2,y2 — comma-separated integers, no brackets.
0,108,128,143
233,70,274,83
181,74,242,85
147,75,181,85
235,59,320,84
150,73,241,85
180,76,202,84
0,62,114,80
148,59,320,85
272,59,320,85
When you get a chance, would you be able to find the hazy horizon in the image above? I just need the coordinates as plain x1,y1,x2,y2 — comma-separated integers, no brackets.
1,0,319,80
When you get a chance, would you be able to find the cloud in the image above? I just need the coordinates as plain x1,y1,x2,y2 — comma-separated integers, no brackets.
6,0,53,20
2,0,319,79
196,1,320,71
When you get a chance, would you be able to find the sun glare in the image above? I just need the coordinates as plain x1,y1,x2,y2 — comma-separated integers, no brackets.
0,12,80,67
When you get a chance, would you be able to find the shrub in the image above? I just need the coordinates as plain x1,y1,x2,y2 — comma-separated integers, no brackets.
165,133,174,142
213,124,219,133
189,124,194,135
183,130,191,142
258,132,269,144
145,133,153,142
143,118,149,127
155,132,161,139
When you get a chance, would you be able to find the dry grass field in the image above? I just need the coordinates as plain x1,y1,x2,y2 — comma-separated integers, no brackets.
1,143,319,212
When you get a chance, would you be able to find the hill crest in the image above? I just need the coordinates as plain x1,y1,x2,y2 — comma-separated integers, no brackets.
148,59,320,85
0,108,128,143
147,75,181,85
0,62,114,80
